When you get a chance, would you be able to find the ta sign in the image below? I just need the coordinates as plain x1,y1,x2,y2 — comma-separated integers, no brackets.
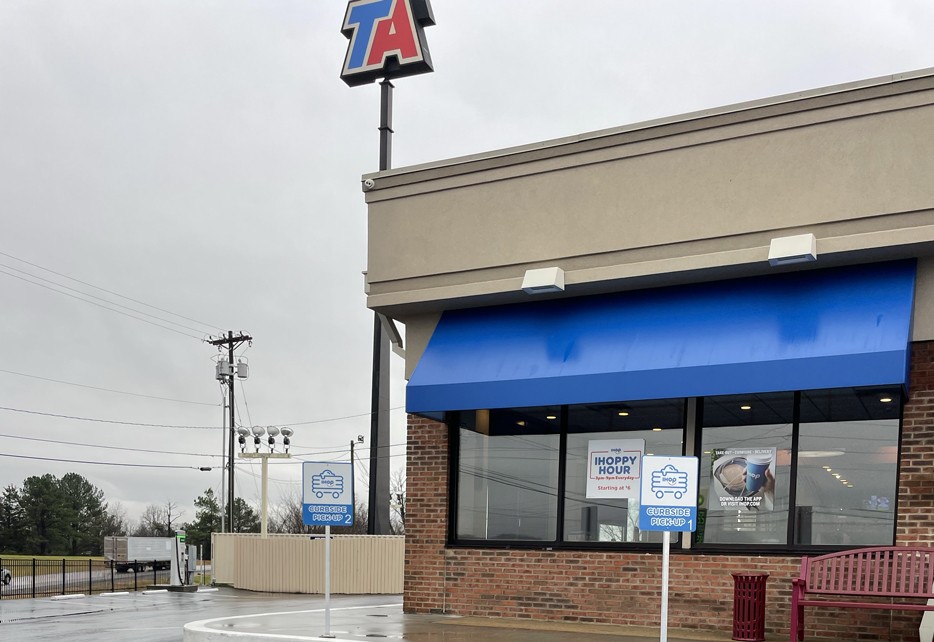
341,0,435,87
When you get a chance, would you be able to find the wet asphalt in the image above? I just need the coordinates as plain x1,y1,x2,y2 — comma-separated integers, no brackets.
1,588,739,642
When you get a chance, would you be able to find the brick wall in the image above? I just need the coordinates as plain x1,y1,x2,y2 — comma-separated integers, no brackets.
404,341,934,640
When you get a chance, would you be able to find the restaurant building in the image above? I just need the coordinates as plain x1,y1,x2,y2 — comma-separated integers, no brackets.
361,69,934,640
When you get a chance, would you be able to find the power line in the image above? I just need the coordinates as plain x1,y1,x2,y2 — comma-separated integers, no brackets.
0,431,223,458
0,261,211,336
0,267,204,340
0,404,221,429
0,248,224,333
279,406,407,426
0,403,408,430
0,451,209,470
0,368,217,406
238,379,253,428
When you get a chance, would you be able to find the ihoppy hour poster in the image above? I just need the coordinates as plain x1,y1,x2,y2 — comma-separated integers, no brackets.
586,439,645,499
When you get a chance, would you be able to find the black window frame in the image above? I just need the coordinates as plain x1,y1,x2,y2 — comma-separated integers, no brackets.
445,386,904,555
447,402,689,551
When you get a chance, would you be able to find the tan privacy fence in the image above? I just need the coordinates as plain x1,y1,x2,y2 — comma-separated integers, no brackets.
211,533,403,594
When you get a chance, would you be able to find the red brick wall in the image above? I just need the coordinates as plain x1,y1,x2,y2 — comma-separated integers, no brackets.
404,341,934,640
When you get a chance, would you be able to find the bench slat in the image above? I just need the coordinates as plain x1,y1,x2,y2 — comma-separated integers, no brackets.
798,599,934,612
797,546,934,600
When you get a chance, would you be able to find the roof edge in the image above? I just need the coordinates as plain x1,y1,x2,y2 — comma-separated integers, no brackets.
363,67,934,181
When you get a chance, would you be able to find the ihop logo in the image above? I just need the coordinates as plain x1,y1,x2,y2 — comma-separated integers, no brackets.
341,0,435,87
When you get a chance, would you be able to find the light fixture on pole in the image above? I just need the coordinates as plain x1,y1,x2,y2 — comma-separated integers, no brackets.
238,425,292,538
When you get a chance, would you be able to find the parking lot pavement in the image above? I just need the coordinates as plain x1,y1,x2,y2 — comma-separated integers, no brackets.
185,598,736,642
3,589,738,642
0,588,390,641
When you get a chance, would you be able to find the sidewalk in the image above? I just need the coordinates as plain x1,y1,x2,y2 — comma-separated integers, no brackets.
184,600,752,642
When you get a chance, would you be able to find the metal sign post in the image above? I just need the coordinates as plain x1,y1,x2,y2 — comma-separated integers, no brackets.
323,524,333,638
638,455,699,642
303,461,354,638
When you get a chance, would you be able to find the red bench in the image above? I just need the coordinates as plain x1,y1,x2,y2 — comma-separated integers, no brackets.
791,546,934,641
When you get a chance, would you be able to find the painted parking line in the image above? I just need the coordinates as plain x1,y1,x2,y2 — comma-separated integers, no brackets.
184,602,402,642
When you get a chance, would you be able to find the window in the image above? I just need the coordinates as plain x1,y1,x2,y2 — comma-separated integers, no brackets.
453,400,685,545
794,388,900,546
456,407,560,541
564,400,684,543
450,387,901,550
694,387,901,549
697,393,793,545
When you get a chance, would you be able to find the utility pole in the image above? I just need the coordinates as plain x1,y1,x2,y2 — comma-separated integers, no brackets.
209,331,252,532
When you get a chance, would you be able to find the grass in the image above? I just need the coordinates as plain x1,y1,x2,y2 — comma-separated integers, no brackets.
1,555,105,561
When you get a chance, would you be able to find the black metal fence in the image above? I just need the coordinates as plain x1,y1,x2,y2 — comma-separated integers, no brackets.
0,558,173,600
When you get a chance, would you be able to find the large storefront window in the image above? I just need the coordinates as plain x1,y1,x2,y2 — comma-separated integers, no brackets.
697,393,793,545
456,407,560,541
564,400,684,543
451,387,901,550
794,388,900,546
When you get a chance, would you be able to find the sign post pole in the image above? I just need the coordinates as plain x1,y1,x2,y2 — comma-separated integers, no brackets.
660,530,670,642
323,525,333,638
302,461,354,638
638,455,699,642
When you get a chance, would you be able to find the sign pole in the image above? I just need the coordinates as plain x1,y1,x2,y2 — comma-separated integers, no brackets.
302,460,354,638
660,530,670,642
638,455,699,642
322,525,333,638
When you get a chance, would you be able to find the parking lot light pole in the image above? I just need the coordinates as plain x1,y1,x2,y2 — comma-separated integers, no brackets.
237,426,293,537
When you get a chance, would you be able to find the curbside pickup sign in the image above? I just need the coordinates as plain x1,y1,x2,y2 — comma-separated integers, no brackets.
303,461,355,527
639,456,698,532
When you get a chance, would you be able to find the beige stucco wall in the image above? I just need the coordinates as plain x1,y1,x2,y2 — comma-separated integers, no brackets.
361,71,934,377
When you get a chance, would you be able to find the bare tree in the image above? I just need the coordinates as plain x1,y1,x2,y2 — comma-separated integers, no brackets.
133,501,185,537
268,489,369,535
389,467,406,535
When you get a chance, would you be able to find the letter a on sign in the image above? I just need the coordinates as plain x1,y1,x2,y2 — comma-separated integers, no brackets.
341,0,435,87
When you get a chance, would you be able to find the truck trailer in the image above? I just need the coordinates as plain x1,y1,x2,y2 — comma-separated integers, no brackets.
103,536,174,573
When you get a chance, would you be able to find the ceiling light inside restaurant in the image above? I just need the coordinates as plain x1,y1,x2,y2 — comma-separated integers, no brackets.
800,450,845,458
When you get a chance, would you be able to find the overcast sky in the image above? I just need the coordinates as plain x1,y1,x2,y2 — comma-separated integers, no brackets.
1,1,933,528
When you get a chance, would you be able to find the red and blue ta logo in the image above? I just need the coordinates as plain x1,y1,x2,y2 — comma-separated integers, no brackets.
341,0,435,87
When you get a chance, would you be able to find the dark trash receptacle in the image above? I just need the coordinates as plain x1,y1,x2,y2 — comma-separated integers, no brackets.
731,572,769,641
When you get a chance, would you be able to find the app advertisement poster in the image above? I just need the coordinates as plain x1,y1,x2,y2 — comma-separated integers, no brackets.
708,447,776,511
586,439,644,499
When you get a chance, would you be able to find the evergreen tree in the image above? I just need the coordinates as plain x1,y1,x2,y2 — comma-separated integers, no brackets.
184,489,221,559
0,485,25,554
59,472,108,556
231,497,260,534
19,474,69,555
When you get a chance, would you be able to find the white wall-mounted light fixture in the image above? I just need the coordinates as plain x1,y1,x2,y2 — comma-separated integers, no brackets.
522,267,565,294
768,233,817,266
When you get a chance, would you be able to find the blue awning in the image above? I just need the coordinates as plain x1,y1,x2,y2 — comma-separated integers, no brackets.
406,261,916,413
